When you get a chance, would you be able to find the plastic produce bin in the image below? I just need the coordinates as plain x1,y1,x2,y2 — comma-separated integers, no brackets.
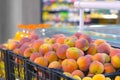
7,50,27,80
25,59,52,80
0,49,9,80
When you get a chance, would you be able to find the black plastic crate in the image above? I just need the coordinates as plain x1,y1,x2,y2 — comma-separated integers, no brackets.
7,50,27,80
25,60,52,80
0,49,9,80
104,71,120,79
51,69,75,80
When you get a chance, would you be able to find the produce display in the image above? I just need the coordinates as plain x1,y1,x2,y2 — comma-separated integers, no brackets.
0,24,120,80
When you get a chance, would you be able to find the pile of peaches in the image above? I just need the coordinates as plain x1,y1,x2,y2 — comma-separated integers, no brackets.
1,31,120,80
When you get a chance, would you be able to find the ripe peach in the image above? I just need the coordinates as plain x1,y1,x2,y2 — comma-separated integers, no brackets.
30,52,42,62
82,77,92,80
52,43,61,51
73,75,81,80
87,43,97,55
34,57,48,67
44,38,55,44
64,37,76,47
13,48,20,54
111,53,120,68
29,32,39,40
97,43,111,54
72,70,85,78
102,53,110,63
110,48,120,57
79,34,92,43
48,61,61,69
105,77,111,80
77,56,91,71
19,44,29,56
85,54,93,62
56,44,69,59
73,32,82,39
66,47,84,60
115,76,120,80
75,38,89,51
94,39,106,46
89,61,104,74
56,36,65,44
92,74,105,80
31,39,44,52
62,59,78,73
44,51,58,63
19,37,31,46
8,40,20,50
63,72,72,78
39,43,53,55
92,53,105,63
23,47,34,57
104,63,116,74
15,58,23,64
52,34,65,41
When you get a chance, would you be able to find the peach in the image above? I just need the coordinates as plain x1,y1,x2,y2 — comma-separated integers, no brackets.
19,44,29,56
85,54,93,62
82,77,92,80
19,37,31,46
87,43,97,55
52,34,65,41
77,56,91,71
66,47,84,60
92,74,105,80
63,72,72,78
39,43,53,55
56,44,69,59
111,53,120,68
48,61,61,69
97,43,111,54
79,34,92,43
87,73,94,77
8,40,20,50
44,51,58,63
92,53,105,63
13,48,20,54
75,38,89,51
29,31,39,40
23,47,34,57
72,70,85,78
44,37,55,44
104,63,116,74
34,57,48,67
94,39,106,46
30,52,42,62
31,39,44,52
110,48,120,57
73,32,82,39
15,58,23,64
105,77,111,80
102,53,110,63
73,75,81,80
89,61,104,74
52,43,61,51
62,59,78,73
64,37,76,47
115,76,120,80
56,36,65,44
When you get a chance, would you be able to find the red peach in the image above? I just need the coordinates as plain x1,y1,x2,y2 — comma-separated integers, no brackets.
75,38,89,51
56,44,69,59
